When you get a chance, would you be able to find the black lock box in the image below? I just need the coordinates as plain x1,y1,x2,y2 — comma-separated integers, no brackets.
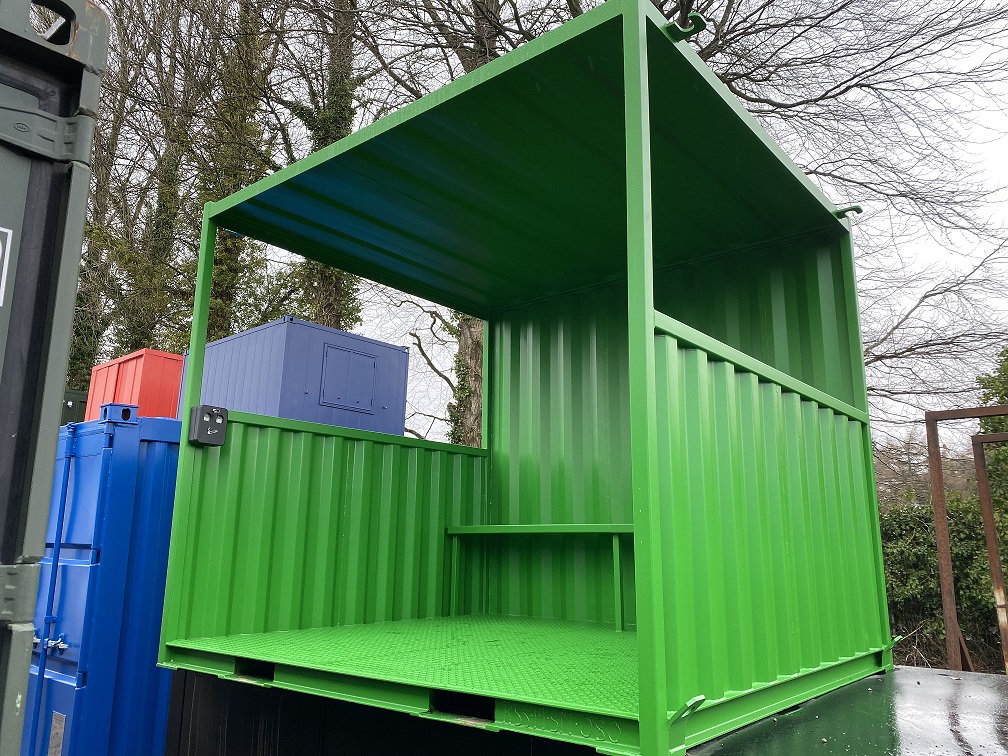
188,405,228,446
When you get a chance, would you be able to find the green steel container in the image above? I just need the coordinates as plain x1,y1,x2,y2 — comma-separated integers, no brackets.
159,0,893,752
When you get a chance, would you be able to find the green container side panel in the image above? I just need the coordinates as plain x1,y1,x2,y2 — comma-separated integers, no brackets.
490,286,633,528
653,335,887,708
654,234,858,409
482,284,635,625
160,417,486,645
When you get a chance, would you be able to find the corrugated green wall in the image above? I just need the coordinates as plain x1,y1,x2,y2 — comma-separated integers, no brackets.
478,232,862,626
478,231,865,628
654,234,857,408
489,285,633,521
653,334,886,705
482,285,634,624
161,415,486,644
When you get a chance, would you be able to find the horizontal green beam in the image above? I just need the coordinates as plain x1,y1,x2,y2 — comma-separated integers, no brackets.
159,646,235,677
682,652,885,750
495,699,640,754
653,311,869,425
448,524,633,535
274,665,431,714
228,411,489,457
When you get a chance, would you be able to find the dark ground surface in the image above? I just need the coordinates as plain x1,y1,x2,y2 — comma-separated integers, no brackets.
167,665,1007,755
691,665,1008,756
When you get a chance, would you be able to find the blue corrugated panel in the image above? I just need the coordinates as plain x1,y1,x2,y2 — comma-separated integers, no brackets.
22,407,180,756
185,316,409,435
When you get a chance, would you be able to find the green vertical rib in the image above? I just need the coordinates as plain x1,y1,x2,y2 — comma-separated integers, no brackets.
699,356,728,698
677,348,702,694
737,372,770,683
782,394,817,670
818,408,853,654
832,416,864,652
845,422,877,649
804,402,837,660
271,432,298,628
305,436,335,627
179,450,206,638
653,335,682,697
400,447,419,619
721,361,754,692
213,428,241,635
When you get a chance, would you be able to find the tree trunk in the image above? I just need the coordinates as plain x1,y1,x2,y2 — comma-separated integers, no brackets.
448,314,482,447
442,0,500,446
66,49,131,388
284,0,362,332
203,0,272,342
114,137,183,352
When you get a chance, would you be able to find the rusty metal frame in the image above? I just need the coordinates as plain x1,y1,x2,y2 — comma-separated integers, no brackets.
924,404,1008,672
971,431,1008,674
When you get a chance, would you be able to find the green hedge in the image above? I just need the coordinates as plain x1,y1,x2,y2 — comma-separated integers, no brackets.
881,492,1007,672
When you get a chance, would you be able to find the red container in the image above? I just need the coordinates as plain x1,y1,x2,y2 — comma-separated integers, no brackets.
84,349,184,421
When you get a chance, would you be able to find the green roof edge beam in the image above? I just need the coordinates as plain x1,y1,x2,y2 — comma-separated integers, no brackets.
623,1,669,755
228,411,488,457
653,310,869,424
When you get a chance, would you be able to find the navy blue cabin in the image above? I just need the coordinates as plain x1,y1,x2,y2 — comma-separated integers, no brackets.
184,316,409,436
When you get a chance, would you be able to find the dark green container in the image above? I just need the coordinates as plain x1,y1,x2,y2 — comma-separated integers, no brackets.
160,1,892,752
60,389,88,425
0,1,108,750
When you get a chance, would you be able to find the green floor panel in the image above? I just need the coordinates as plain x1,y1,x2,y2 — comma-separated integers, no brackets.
171,615,639,718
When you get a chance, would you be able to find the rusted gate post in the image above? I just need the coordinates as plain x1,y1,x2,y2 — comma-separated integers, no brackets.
924,404,1008,671
971,432,1008,674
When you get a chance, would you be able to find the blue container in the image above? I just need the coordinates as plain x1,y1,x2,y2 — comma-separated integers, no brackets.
183,316,409,435
22,406,180,756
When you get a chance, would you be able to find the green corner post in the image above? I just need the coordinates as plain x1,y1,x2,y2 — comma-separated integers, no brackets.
183,208,216,428
838,219,894,671
623,0,671,753
158,207,216,660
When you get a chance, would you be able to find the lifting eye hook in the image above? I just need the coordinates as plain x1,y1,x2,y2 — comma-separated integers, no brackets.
667,12,707,41
834,205,863,219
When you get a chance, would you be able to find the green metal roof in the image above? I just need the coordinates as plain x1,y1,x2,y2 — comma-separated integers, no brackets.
208,0,843,317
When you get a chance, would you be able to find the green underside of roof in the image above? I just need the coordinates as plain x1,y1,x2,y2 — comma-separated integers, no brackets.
170,615,640,718
209,0,843,316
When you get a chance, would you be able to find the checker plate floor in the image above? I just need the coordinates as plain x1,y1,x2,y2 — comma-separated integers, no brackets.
171,615,639,717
